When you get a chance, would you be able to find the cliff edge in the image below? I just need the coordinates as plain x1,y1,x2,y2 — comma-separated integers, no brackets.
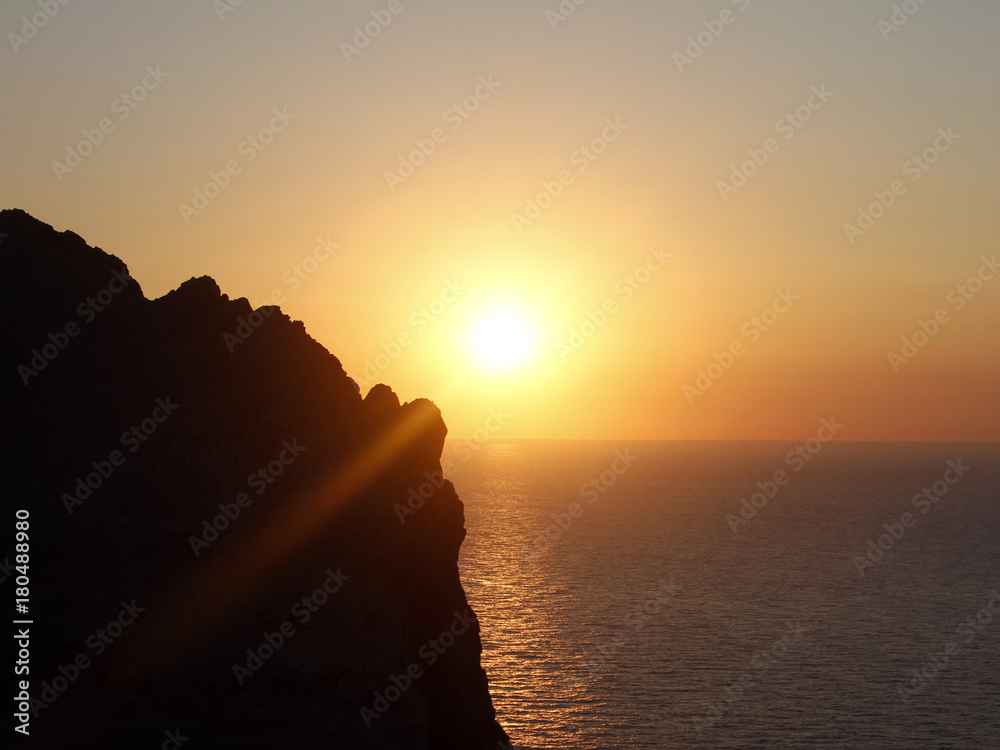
0,209,510,749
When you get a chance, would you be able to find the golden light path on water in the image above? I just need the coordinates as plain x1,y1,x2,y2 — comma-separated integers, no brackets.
454,441,1000,749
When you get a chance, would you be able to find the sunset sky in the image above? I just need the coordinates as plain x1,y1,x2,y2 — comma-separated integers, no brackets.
2,0,998,441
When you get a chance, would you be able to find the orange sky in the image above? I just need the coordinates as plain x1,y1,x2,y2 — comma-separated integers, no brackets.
2,0,998,440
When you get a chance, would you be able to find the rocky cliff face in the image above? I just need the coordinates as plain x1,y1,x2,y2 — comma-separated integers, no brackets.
0,209,510,749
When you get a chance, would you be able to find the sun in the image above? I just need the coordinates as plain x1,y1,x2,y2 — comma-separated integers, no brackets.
468,306,540,373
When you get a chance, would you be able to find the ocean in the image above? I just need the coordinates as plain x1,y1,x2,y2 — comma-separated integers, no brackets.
451,440,1000,749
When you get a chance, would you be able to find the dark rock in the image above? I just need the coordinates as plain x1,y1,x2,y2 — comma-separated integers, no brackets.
0,209,510,749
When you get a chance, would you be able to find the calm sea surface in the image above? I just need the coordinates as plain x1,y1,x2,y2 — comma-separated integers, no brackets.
450,441,1000,750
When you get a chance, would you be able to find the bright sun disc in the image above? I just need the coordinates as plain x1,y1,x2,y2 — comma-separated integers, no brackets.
469,307,539,372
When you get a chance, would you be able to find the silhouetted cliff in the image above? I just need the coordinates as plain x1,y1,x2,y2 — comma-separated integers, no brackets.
0,209,509,749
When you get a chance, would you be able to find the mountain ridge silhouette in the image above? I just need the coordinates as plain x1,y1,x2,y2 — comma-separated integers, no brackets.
0,208,509,750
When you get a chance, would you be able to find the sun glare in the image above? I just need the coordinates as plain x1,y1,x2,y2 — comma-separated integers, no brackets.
469,306,539,373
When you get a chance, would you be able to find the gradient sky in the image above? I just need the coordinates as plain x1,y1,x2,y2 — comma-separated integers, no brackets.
2,0,998,440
